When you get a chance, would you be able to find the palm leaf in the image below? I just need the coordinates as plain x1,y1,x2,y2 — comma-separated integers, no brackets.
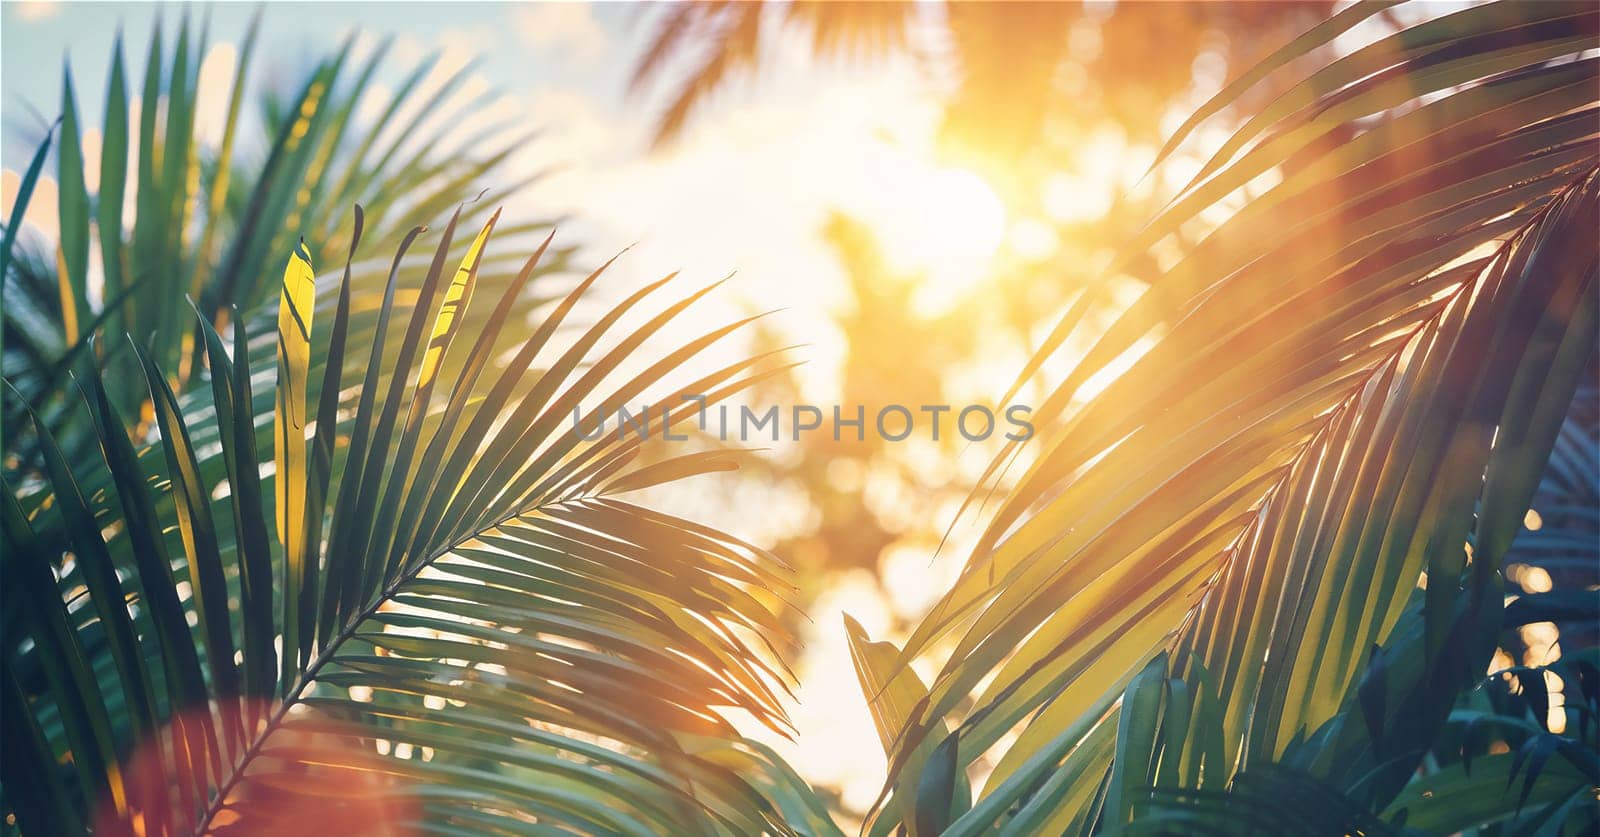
2,210,815,834
2,12,560,459
630,2,915,147
859,2,1599,832
274,239,317,686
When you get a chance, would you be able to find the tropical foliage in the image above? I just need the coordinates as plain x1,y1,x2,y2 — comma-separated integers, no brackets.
628,0,1333,175
2,200,826,832
3,1,1598,835
2,13,560,461
1,14,818,837
627,2,1350,636
841,1,1600,834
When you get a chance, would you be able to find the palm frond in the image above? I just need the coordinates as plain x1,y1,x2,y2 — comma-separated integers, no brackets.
2,13,562,458
2,211,811,835
855,2,1599,833
631,2,916,148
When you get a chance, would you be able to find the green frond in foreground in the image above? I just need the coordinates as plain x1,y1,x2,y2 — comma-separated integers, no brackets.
2,210,810,836
851,2,1599,834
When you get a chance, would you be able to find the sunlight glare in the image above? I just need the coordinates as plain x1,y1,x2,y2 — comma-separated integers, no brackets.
195,43,238,148
871,165,1007,312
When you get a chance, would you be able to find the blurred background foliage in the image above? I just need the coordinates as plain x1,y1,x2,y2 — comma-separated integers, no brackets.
630,0,1339,653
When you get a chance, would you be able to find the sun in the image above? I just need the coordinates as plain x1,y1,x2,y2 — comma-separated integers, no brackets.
868,164,1009,311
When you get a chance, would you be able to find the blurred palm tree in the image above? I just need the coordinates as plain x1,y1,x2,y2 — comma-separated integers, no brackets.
630,4,1347,624
630,2,1332,165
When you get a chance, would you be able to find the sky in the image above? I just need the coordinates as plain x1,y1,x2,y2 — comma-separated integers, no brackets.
2,0,1010,812
3,1,1015,403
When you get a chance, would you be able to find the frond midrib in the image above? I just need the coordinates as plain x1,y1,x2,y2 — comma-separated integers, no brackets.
190,492,585,835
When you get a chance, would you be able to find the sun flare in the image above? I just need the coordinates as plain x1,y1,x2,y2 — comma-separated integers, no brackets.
870,164,1008,309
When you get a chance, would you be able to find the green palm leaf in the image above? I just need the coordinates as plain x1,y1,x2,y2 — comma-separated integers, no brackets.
2,12,562,460
2,212,812,834
857,2,1599,833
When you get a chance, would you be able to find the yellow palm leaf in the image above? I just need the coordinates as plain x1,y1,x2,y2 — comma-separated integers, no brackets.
275,241,315,614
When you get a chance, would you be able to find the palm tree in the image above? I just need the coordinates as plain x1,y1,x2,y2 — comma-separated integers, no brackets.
628,1,1333,159
844,1,1599,833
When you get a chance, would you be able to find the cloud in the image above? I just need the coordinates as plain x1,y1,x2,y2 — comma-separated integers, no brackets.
510,3,609,68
